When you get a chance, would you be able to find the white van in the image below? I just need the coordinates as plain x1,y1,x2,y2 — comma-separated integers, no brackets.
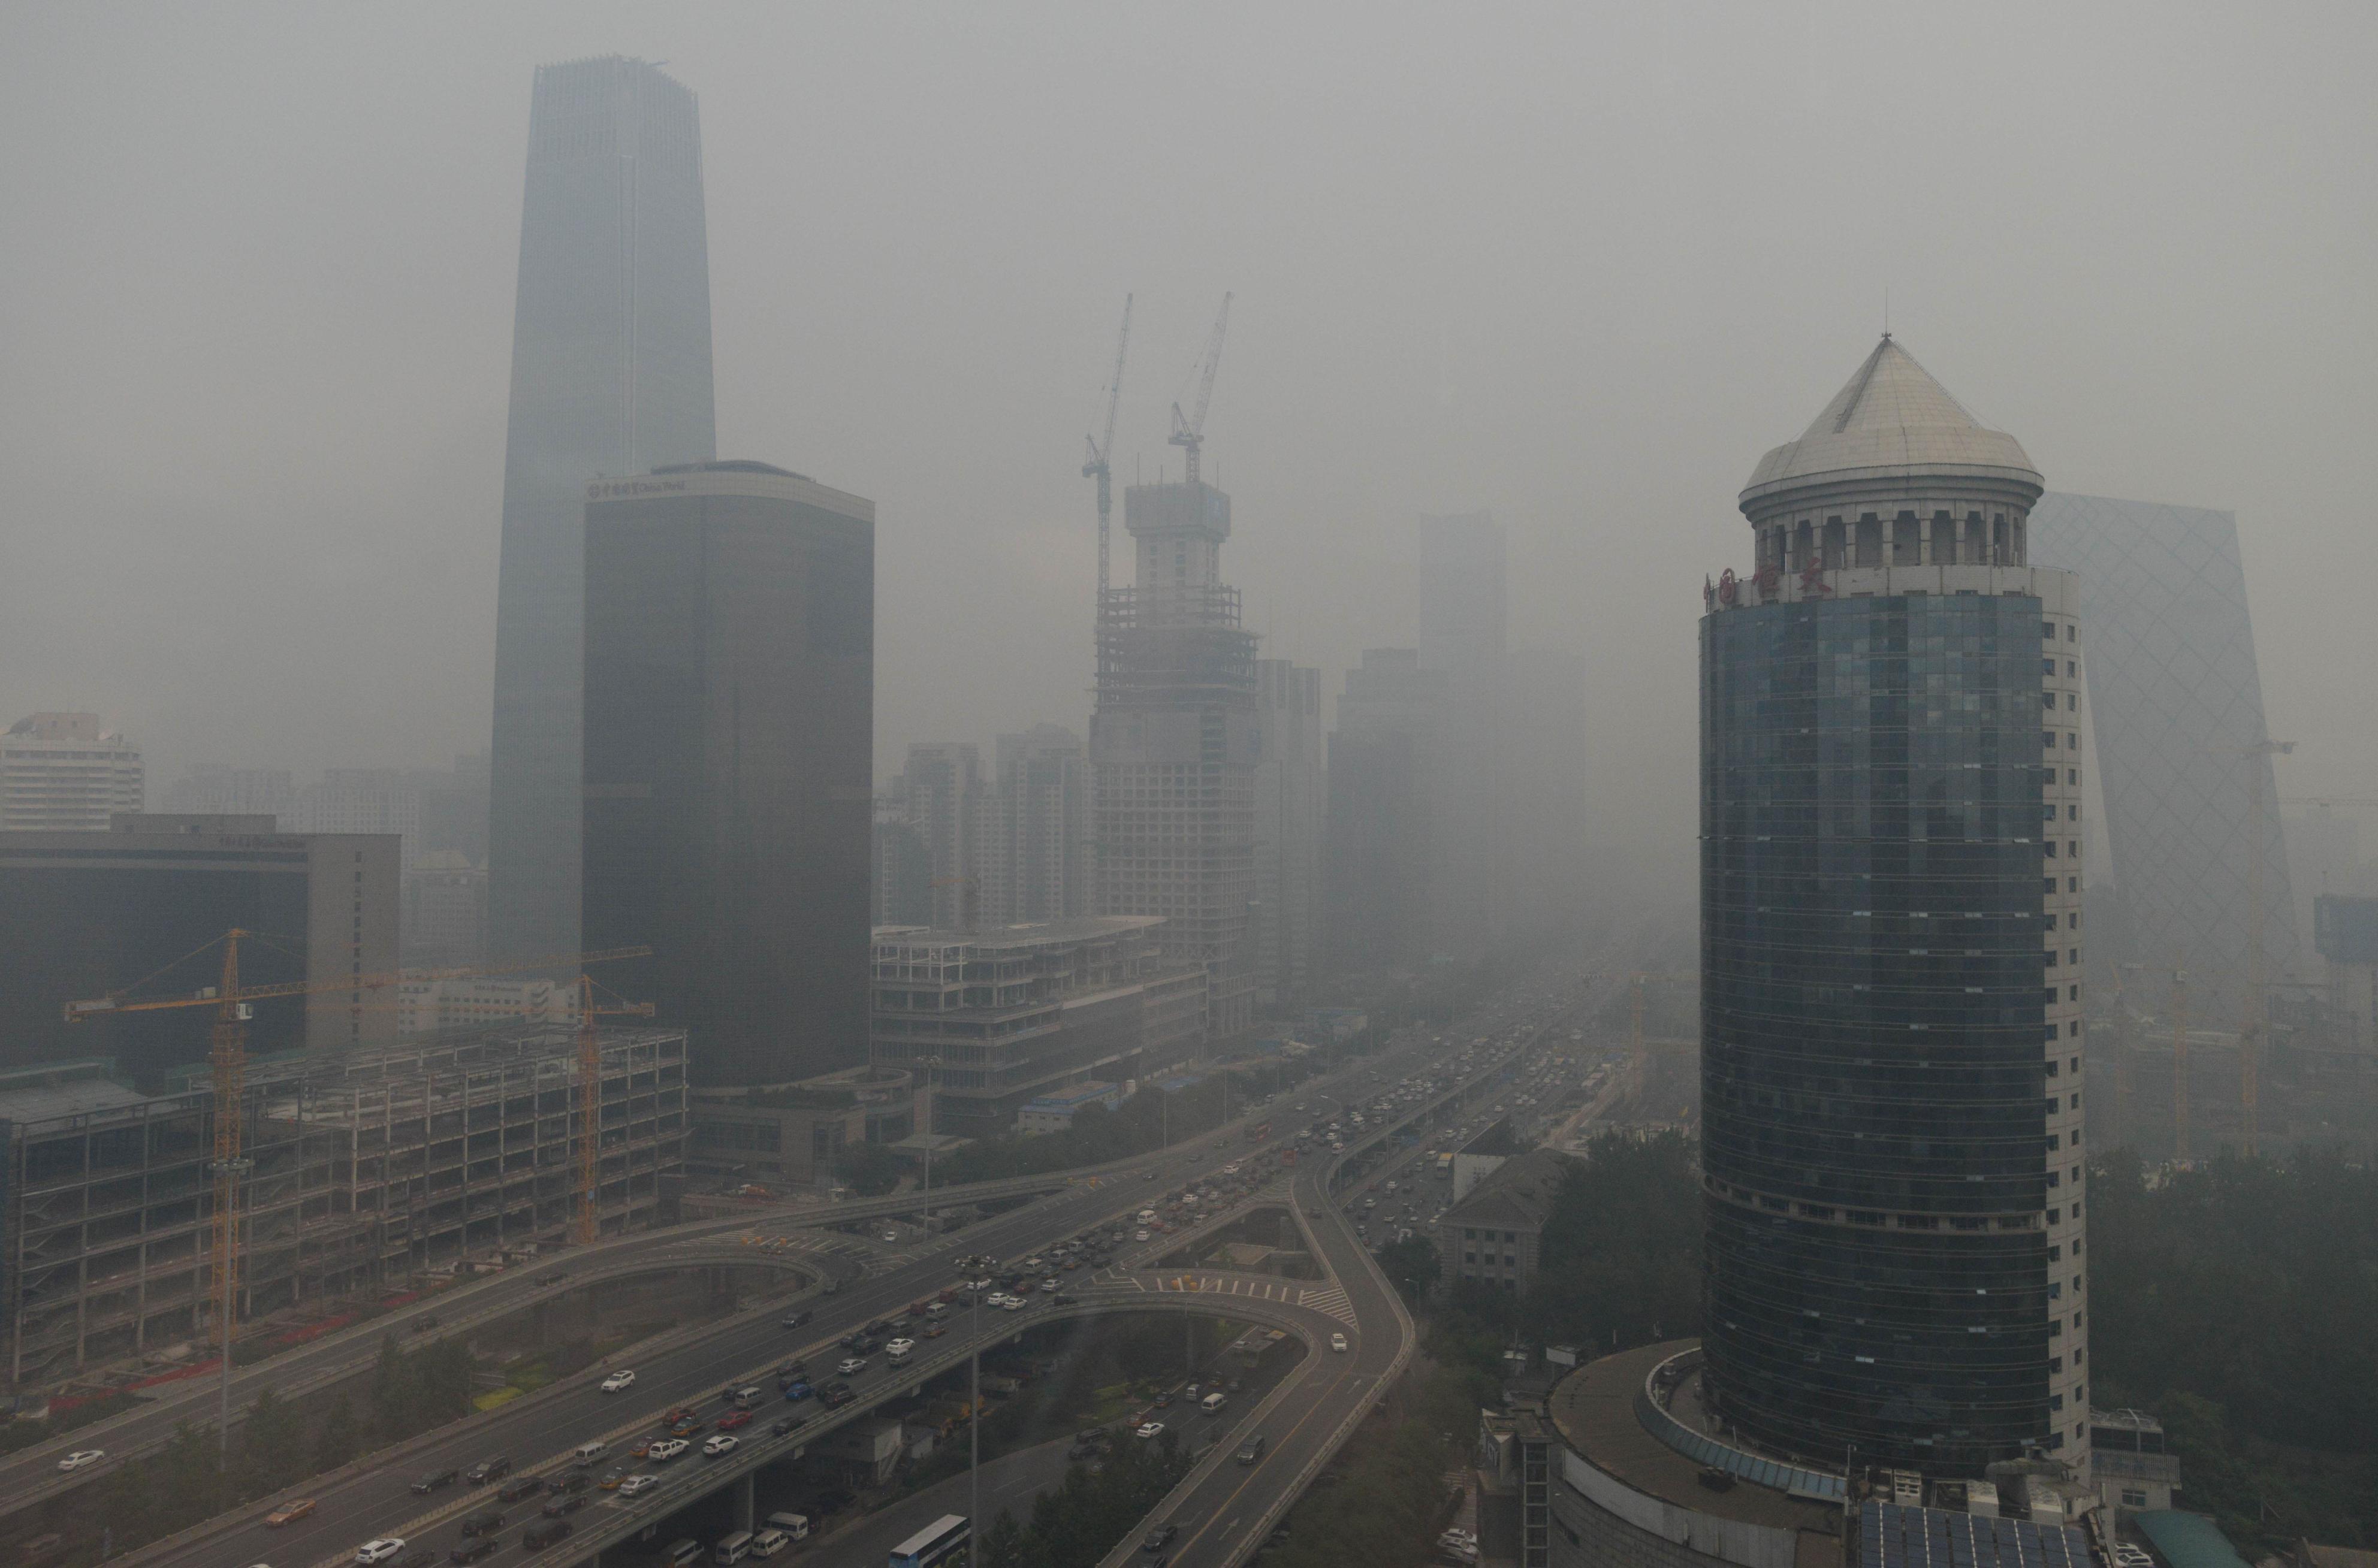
764,1513,811,1542
572,1439,608,1466
1200,1391,1227,1415
713,1532,754,1566
748,1529,790,1558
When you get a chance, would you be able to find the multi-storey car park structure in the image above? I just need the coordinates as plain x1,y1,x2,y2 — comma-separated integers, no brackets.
867,916,1205,1138
1699,337,2090,1481
0,1026,685,1394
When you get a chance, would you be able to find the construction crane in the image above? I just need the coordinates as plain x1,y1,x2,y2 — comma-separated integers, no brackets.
566,974,656,1243
63,933,651,1377
1168,291,1232,488
1084,294,1133,605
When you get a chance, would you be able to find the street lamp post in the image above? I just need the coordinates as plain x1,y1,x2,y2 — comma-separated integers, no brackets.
968,1283,982,1565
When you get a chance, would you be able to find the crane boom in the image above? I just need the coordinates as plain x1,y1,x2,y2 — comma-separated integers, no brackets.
1168,291,1232,487
1083,294,1132,605
64,943,652,1020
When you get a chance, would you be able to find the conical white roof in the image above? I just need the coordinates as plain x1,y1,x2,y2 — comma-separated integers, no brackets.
1740,337,2041,511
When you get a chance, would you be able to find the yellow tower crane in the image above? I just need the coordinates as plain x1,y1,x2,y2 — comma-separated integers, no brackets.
64,933,651,1364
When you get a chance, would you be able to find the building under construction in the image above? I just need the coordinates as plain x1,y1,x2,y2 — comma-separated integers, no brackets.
0,1024,686,1394
1091,478,1262,1041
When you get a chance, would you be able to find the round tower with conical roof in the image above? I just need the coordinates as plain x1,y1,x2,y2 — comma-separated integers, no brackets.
1699,338,2090,1482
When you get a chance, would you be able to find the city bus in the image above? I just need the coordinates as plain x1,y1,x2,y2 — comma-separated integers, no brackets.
889,1515,969,1568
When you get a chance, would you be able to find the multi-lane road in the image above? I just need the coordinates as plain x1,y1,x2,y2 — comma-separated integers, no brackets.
85,963,1606,1568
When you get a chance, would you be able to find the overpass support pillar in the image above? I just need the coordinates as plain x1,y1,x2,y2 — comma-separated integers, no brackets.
735,1472,755,1532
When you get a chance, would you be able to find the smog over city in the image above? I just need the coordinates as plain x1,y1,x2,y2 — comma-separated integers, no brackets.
2,6,2376,1568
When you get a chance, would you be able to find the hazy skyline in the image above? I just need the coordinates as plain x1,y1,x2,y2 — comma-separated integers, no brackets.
5,2,2373,901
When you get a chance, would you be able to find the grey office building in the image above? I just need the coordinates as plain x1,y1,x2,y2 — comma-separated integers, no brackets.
488,56,717,965
1701,339,2090,1478
2028,494,2297,1012
581,462,875,1087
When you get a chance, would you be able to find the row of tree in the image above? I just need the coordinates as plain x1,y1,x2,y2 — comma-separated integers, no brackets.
970,1430,1195,1568
49,1334,478,1567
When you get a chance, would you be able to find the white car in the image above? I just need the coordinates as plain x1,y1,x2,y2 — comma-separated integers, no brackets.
1135,1421,1165,1440
354,1541,407,1566
880,1232,900,1243
55,1449,105,1472
1040,1278,1060,1293
647,1438,690,1463
1330,1333,1349,1353
1000,1294,1030,1313
837,1356,867,1376
1133,1229,1151,1243
600,1370,636,1393
617,1475,659,1498
702,1434,740,1458
885,1337,915,1358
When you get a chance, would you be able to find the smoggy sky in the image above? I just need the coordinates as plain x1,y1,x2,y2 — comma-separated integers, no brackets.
4,2,2373,893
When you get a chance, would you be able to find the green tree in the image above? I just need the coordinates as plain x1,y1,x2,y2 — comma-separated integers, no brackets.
1377,1234,1441,1301
1523,1131,1700,1352
835,1141,904,1198
368,1332,409,1440
154,1421,224,1529
316,1394,361,1471
976,1510,1028,1568
236,1386,307,1500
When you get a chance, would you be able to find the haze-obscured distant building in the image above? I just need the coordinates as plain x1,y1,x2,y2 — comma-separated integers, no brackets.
2029,493,2298,1013
872,785,934,929
161,763,294,821
1253,660,1323,1010
1701,338,2086,1475
2,714,144,831
868,916,1203,1137
985,724,1090,925
899,742,983,929
289,768,423,871
488,55,717,967
1324,649,1445,975
580,461,875,1088
403,850,488,967
1417,512,1508,961
1091,478,1262,1040
0,814,399,1080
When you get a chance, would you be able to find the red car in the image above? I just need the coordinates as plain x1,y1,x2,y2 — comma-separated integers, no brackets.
715,1410,753,1431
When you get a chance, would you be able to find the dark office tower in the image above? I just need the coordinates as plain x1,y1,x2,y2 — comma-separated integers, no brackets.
1092,479,1261,1041
581,462,874,1087
488,57,717,965
1701,339,2090,1479
1324,649,1447,976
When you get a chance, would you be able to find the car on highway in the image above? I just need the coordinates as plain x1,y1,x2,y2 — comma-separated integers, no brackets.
1142,1523,1179,1552
768,1415,809,1438
702,1435,740,1459
540,1494,587,1520
922,1321,948,1338
464,1457,511,1485
55,1450,105,1473
600,1370,636,1393
521,1518,575,1552
1133,1229,1151,1242
393,1548,436,1568
1152,1389,1175,1407
596,1469,627,1491
647,1439,690,1464
615,1475,659,1498
265,1499,317,1527
457,1512,505,1539
1330,1333,1349,1352
1134,1421,1165,1440
820,1383,855,1409
411,1467,460,1494
837,1355,867,1376
782,1380,813,1401
716,1409,753,1431
354,1538,408,1565
1236,1434,1268,1465
498,1475,546,1503
447,1540,499,1566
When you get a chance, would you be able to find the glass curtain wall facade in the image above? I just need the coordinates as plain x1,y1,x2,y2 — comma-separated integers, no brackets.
488,56,717,965
581,463,875,1088
1702,594,2051,1473
1701,337,2089,1479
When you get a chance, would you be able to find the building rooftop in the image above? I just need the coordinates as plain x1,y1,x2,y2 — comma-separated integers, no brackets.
1741,337,2042,509
2133,1512,2253,1568
1546,1340,1843,1536
1444,1146,1567,1230
0,1060,155,1125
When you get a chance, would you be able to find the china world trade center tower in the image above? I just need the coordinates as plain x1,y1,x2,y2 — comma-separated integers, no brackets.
488,57,717,963
1700,339,2090,1478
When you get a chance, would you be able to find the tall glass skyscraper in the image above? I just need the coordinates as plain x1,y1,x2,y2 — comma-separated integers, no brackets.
488,56,717,964
1700,339,2091,1478
580,461,876,1087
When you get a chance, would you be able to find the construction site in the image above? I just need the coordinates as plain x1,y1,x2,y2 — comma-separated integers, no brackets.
1087,295,1264,1044
0,1022,687,1395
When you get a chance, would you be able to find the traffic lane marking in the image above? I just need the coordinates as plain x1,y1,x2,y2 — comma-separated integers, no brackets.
1163,1343,1371,1566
